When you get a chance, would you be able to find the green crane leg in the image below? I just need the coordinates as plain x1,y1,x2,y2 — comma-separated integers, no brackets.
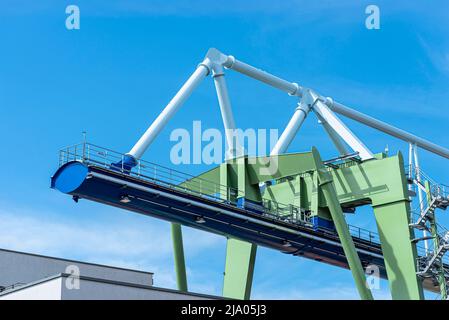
223,238,257,300
311,147,373,300
171,223,188,292
373,201,424,299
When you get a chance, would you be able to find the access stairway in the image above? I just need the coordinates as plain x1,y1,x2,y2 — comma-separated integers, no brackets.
408,166,449,299
410,196,449,231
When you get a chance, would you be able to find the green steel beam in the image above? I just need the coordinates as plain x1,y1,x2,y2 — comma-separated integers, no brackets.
311,147,373,300
171,223,188,292
223,238,257,299
182,149,426,299
373,200,424,299
220,159,260,300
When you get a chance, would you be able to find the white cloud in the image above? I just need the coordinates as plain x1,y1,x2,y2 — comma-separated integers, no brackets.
0,201,229,294
420,40,449,77
0,203,395,300
252,282,392,300
0,203,223,268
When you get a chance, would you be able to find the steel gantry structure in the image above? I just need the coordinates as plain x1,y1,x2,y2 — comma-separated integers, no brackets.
51,48,449,300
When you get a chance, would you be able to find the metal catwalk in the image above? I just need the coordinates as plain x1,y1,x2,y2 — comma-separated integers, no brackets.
51,143,446,294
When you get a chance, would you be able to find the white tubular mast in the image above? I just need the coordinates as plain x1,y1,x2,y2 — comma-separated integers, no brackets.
325,100,449,159
270,102,310,155
270,89,315,155
312,98,374,160
128,59,212,159
316,113,350,156
412,144,429,253
128,47,449,162
219,49,449,159
212,64,243,159
223,57,302,97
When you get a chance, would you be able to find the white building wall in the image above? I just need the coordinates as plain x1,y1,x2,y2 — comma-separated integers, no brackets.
0,278,62,300
0,275,217,300
61,277,212,300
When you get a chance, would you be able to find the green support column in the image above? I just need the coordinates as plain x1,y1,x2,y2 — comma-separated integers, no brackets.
311,147,373,300
373,201,424,299
183,148,432,299
171,223,188,292
223,238,257,299
311,172,320,215
221,157,260,300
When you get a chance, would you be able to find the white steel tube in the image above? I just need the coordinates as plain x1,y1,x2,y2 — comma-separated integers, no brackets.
128,63,211,159
212,65,243,159
223,56,302,97
328,101,449,160
321,120,350,156
216,49,449,161
271,102,311,155
314,100,374,160
413,145,429,253
408,143,413,193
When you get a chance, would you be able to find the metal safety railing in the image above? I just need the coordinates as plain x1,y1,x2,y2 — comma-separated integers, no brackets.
57,142,408,250
58,142,387,246
58,142,316,227
57,142,449,261
406,164,449,198
406,163,449,295
348,224,380,244
0,282,26,293
59,142,243,204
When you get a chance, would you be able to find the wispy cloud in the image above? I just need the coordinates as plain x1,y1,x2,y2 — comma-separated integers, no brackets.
252,285,391,300
0,203,223,276
0,202,230,294
419,36,449,77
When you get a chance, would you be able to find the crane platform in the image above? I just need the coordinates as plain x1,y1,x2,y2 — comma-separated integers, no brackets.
51,142,446,294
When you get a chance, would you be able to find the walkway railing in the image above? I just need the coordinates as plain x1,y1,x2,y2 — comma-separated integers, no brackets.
406,164,449,198
58,142,432,252
59,142,243,203
58,142,314,228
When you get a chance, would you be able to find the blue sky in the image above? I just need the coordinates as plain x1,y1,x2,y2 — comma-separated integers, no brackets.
1,0,449,299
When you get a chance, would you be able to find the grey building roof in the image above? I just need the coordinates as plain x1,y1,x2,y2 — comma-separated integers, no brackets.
0,248,153,290
0,273,221,300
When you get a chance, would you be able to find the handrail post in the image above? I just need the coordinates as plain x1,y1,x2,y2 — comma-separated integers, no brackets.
137,160,141,177
82,141,86,161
